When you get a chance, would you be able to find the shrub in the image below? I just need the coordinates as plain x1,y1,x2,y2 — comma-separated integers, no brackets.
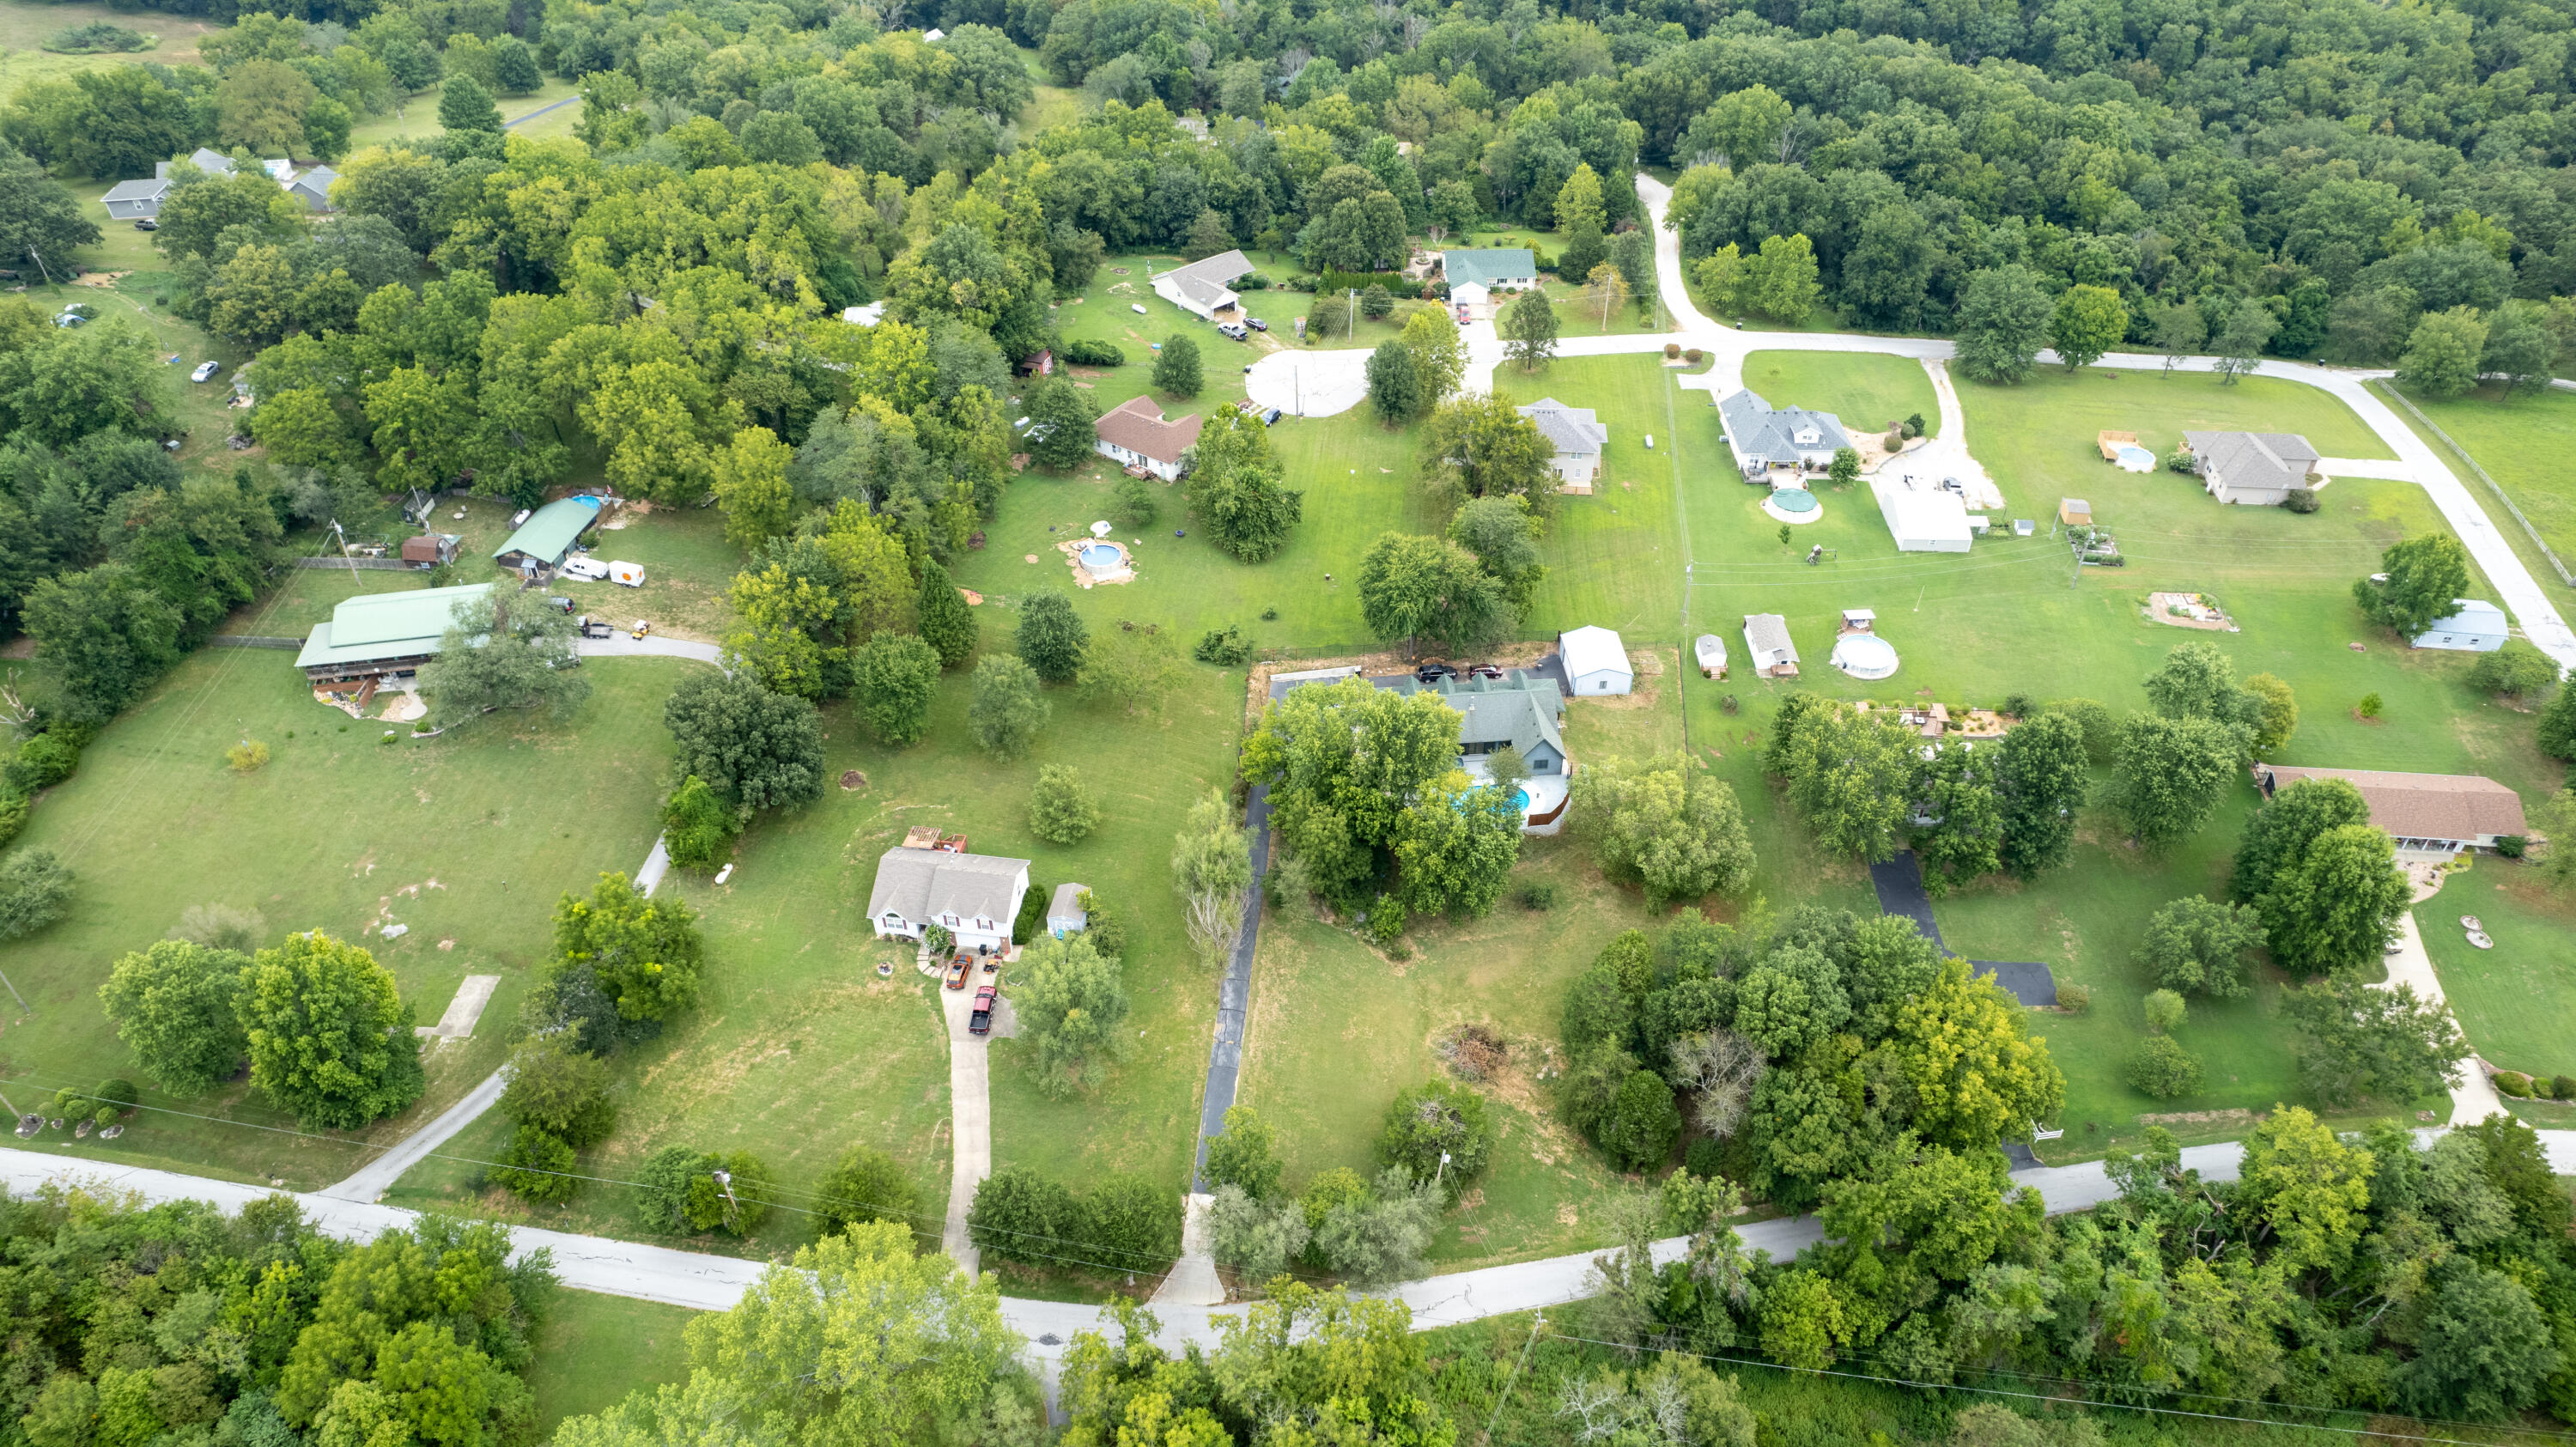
2165,448,2197,474
2495,835,2527,859
498,1036,615,1147
1193,625,1253,666
1601,1069,1684,1172
1684,349,1703,363
1062,339,1125,366
2125,1035,2202,1098
2553,1074,2576,1100
2494,1070,2531,1097
1028,764,1101,845
1663,343,1680,359
2057,982,2091,1013
2283,486,2320,514
2142,988,2187,1032
94,1079,139,1112
1683,1137,1726,1179
1518,881,1558,911
1376,1079,1494,1195
492,1125,578,1201
2465,639,2560,698
815,1145,917,1235
2356,692,2384,719
635,1146,771,1235
924,923,952,956
4,733,81,794
1360,284,1394,319
0,795,24,850
1368,893,1406,946
1904,412,1926,438
1113,475,1157,527
661,775,740,869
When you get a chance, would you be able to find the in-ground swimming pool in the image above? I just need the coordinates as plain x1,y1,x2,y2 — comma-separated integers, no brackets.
2114,445,2156,472
1079,543,1125,570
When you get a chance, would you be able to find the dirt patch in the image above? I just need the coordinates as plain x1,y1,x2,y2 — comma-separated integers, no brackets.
840,769,869,792
2145,591,2236,631
2136,1107,2259,1128
72,272,132,288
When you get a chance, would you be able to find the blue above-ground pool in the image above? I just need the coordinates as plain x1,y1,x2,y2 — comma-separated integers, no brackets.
1080,543,1124,569
1511,787,1530,809
1771,488,1820,514
2115,444,2156,471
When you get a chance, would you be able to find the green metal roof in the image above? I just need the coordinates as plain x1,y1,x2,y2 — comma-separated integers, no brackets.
492,495,603,562
1443,247,1539,289
294,583,491,669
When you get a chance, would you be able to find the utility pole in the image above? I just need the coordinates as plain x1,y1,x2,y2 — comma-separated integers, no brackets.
330,520,362,583
26,246,52,289
1485,1310,1546,1443
1346,288,1356,338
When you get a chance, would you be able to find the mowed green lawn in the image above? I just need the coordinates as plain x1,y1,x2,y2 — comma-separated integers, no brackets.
1237,654,1694,1268
530,1292,700,1437
2384,382,2576,580
2418,866,2576,1082
1740,351,1939,440
951,409,1436,654
3,631,689,1189
0,0,221,104
1488,356,1691,641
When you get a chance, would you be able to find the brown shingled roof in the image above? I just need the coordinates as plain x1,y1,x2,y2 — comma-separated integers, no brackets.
1094,395,1203,465
2256,764,2526,842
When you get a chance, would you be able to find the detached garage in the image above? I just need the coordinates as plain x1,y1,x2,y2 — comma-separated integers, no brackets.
1558,626,1632,695
1872,478,1974,553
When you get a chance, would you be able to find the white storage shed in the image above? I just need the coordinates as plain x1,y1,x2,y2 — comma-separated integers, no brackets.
1557,626,1632,696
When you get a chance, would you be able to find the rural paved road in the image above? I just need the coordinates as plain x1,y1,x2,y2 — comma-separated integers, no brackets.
504,94,579,130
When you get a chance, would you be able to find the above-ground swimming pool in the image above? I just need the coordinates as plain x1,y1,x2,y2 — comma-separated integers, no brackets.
1764,487,1824,525
1079,543,1125,570
2114,445,2156,472
1831,633,1901,680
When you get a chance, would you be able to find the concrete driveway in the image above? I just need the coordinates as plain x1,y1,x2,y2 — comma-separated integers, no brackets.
938,966,1015,1274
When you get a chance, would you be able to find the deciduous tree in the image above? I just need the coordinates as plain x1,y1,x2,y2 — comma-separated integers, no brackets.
2047,285,2129,369
853,629,941,745
1993,710,2088,879
1015,932,1129,1096
1357,532,1515,655
2253,822,2408,976
2135,897,2264,999
663,671,826,817
1171,789,1253,966
1419,395,1557,514
1028,763,1098,843
1014,592,1088,684
552,872,704,1025
1390,769,1522,918
99,939,248,1095
1570,753,1759,907
234,930,424,1129
2282,978,2466,1106
418,588,591,722
2112,714,2241,850
1498,287,1558,370
2355,534,2470,640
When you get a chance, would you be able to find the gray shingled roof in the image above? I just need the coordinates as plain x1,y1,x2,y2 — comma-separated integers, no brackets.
2184,431,2319,495
866,848,1030,927
1742,613,1799,668
1519,398,1607,455
1157,249,1252,308
1719,389,1850,465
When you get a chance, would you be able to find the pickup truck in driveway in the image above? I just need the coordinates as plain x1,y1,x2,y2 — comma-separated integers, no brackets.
969,984,997,1035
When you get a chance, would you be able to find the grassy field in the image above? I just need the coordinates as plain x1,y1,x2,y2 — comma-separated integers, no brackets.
1239,653,1703,1268
1740,351,1940,439
2379,381,2576,583
1488,356,1691,641
0,0,222,104
2417,864,2576,1082
530,1292,701,1436
392,648,1249,1277
2,628,690,1188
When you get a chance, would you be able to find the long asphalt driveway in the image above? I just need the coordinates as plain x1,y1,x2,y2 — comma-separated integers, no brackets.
1189,784,1269,1189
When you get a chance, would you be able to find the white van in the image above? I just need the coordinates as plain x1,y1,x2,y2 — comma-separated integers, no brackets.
557,556,610,581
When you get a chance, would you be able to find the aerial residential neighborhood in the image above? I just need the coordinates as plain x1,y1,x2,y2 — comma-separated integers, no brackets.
4,0,2576,1441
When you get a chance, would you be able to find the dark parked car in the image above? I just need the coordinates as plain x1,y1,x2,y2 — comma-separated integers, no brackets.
1245,317,1268,331
1470,664,1504,679
1415,663,1458,684
1259,406,1284,426
134,218,158,231
969,984,997,1035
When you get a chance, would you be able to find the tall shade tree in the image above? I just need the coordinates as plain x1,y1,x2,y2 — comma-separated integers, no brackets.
0,143,104,268
554,1223,1033,1447
1015,932,1130,1096
1398,307,1466,403
914,558,979,668
709,425,795,549
1015,592,1088,684
1365,340,1426,424
2354,533,2471,640
1992,710,2088,879
2243,672,2300,754
663,671,826,817
2253,823,2409,976
1909,744,2002,892
1498,288,1558,371
1185,408,1304,562
1448,495,1546,605
1743,233,1822,322
99,939,249,1096
2282,978,2467,1106
968,653,1048,758
1151,333,1202,398
1953,268,2052,385
1172,789,1254,967
1891,958,2067,1150
1570,753,1759,907
852,629,941,746
234,930,425,1130
2112,714,2242,850
418,589,590,722
1418,396,1557,514
2046,284,2129,369
2134,896,2265,999
1773,702,1915,862
1241,678,1459,908
1356,532,1514,656
1391,769,1524,918
553,872,705,1025
2396,307,2488,398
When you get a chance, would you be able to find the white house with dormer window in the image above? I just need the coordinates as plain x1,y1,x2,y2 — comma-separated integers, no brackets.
865,845,1030,954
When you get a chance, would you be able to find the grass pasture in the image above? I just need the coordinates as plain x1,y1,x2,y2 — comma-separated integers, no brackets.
1,635,689,1188
2381,382,2576,586
2417,866,2576,1083
530,1292,701,1436
0,0,222,104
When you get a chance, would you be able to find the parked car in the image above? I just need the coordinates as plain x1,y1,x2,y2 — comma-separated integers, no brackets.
558,556,610,581
1415,663,1458,684
1217,321,1249,340
134,218,158,231
545,595,574,613
577,616,614,639
945,958,973,989
969,984,997,1034
1244,317,1268,331
1258,406,1283,426
191,361,221,383
1470,664,1504,679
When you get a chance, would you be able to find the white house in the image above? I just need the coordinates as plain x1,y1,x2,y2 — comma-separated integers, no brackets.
1718,389,1852,477
866,844,1030,955
1093,395,1205,482
1558,626,1632,696
1870,475,1974,553
2184,430,2320,507
2413,599,2510,652
1047,882,1090,938
1151,249,1254,320
1742,614,1800,678
1519,398,1607,490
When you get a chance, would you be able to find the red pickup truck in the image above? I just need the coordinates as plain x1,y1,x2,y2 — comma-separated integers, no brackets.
969,984,997,1036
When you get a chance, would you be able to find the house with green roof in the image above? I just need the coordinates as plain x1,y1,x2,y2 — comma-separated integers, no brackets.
1441,247,1540,318
295,583,492,682
1387,668,1572,833
493,495,604,571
